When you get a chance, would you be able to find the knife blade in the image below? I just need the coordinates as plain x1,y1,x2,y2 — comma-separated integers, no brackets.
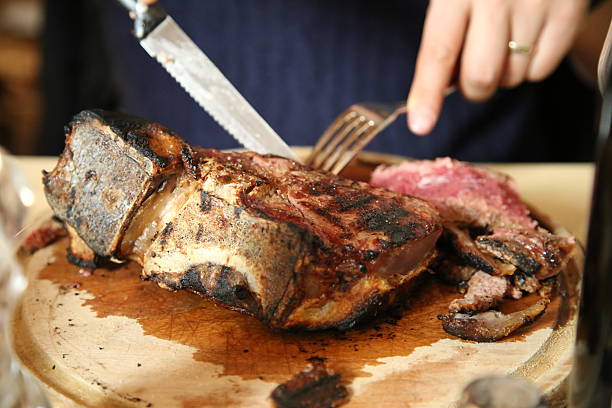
116,0,300,162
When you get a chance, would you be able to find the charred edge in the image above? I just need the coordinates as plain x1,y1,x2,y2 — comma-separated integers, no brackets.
200,191,212,212
51,215,65,224
195,224,204,241
361,207,417,247
270,373,348,408
125,130,169,168
66,248,106,269
160,222,174,247
41,170,51,188
63,123,73,137
307,356,327,363
181,146,198,177
303,273,427,332
334,293,384,331
439,230,495,274
478,238,541,275
207,265,262,316
335,194,375,212
211,266,241,304
438,308,547,342
307,182,338,196
179,267,206,293
73,109,172,168
457,252,494,274
314,207,343,226
312,235,331,252
468,226,489,239
437,314,496,342
362,250,379,260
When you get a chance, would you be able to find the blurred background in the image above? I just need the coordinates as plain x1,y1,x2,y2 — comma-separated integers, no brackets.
0,0,41,155
0,0,607,161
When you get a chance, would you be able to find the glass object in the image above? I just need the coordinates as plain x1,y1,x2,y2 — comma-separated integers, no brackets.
569,61,612,407
0,147,50,408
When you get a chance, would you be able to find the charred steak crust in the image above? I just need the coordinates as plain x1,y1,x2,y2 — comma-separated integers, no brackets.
45,110,442,331
69,109,185,169
43,109,188,258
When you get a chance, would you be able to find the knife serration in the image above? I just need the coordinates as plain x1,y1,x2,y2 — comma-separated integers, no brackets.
140,17,300,162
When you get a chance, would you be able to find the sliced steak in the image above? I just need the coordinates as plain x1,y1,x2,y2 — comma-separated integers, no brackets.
440,285,553,342
371,158,575,341
476,228,575,280
434,257,478,285
441,224,516,276
448,271,509,313
370,157,537,230
44,110,442,330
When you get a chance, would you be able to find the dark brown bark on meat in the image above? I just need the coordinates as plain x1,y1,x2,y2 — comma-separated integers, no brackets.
43,110,442,331
269,359,349,408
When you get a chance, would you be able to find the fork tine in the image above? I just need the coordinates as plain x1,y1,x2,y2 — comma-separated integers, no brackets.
318,116,368,171
305,110,357,167
309,101,412,175
330,127,377,175
329,111,401,175
321,119,373,173
310,114,363,169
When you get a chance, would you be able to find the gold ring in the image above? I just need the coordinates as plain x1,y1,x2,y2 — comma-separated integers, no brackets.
508,41,534,56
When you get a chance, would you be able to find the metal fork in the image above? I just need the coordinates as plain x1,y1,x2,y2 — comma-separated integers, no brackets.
305,102,407,175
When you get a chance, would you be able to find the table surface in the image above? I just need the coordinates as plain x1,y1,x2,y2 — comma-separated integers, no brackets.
16,156,595,244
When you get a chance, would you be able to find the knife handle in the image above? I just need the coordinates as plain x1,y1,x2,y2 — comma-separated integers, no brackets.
115,0,167,40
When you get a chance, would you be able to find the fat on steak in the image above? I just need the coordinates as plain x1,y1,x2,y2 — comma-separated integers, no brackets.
43,110,442,330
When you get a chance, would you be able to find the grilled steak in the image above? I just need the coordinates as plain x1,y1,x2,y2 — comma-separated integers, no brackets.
43,110,442,330
371,158,575,340
269,357,349,408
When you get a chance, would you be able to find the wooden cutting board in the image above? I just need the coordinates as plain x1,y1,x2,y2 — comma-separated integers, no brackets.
11,152,583,408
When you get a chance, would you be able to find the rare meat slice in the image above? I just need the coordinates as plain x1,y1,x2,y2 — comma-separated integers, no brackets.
43,110,442,330
371,157,537,230
370,159,575,280
371,158,575,340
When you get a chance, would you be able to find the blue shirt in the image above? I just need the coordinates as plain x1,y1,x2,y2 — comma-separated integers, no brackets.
99,0,596,162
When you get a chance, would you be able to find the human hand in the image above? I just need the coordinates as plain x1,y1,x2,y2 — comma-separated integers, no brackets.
406,0,589,135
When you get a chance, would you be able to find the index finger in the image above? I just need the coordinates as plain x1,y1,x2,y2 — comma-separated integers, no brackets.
407,0,470,135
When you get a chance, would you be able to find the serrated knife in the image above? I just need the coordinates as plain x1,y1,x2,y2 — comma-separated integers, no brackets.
116,0,300,162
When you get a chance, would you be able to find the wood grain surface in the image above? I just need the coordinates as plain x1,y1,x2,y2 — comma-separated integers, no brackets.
11,152,585,408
